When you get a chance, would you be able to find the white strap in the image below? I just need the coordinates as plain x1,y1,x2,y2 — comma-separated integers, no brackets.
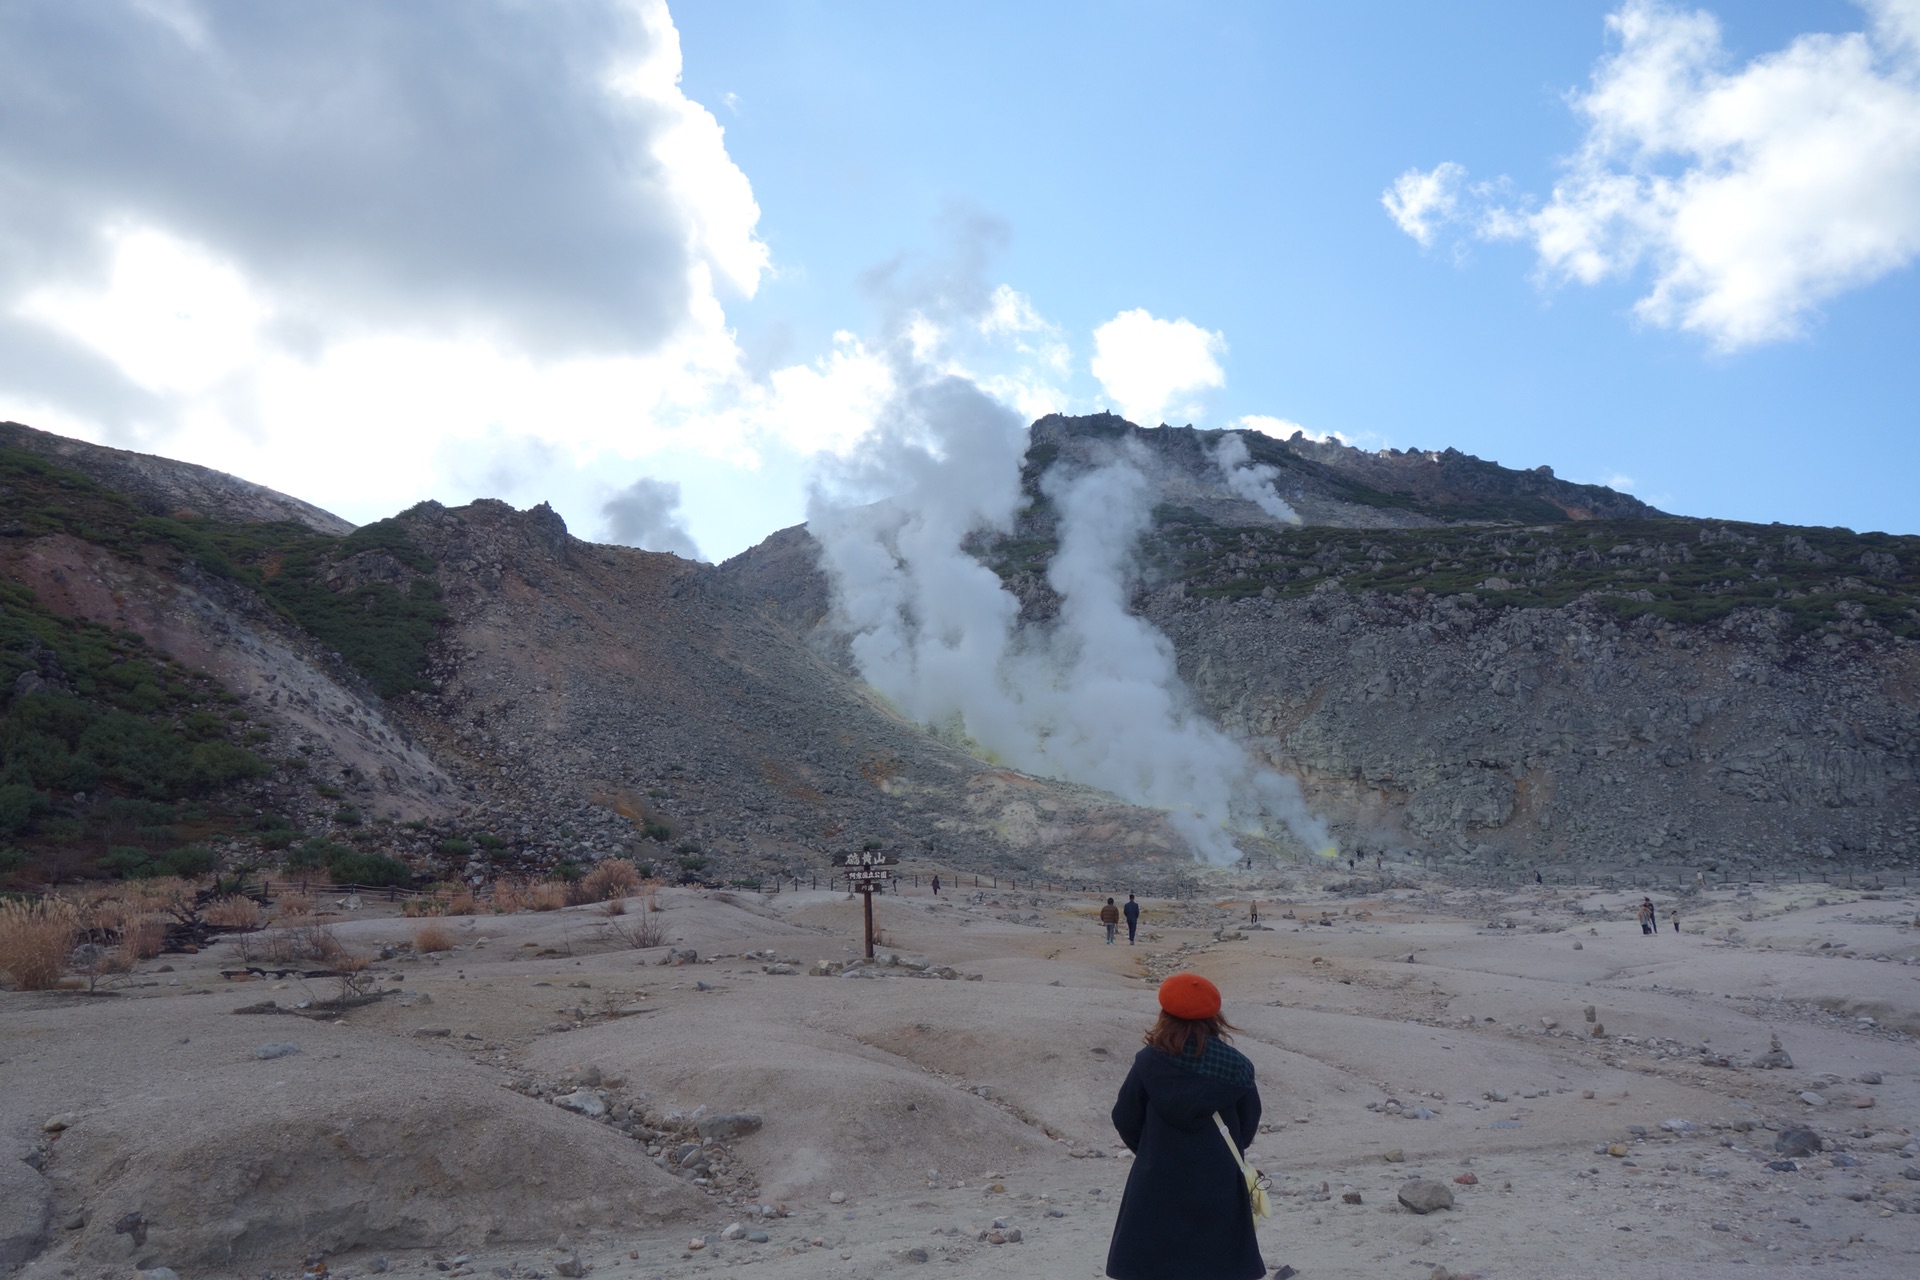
1211,1111,1255,1177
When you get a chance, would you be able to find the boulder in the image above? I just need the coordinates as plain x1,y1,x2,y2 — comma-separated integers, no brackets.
1774,1129,1823,1158
695,1113,763,1142
1397,1180,1454,1214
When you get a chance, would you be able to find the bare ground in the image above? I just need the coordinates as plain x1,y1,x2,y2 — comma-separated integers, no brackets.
4,871,1919,1280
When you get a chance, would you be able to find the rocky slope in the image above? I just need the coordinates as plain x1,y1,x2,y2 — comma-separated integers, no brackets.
3,414,1914,890
721,415,1920,877
0,421,352,535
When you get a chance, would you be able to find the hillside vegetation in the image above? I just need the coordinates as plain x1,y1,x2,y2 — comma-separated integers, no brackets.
1149,514,1919,638
1,445,448,881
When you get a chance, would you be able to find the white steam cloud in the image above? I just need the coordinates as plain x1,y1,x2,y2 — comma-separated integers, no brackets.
1213,433,1302,525
808,347,1330,864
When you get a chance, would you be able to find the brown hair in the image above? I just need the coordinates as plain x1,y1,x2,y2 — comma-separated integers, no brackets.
1145,1010,1238,1059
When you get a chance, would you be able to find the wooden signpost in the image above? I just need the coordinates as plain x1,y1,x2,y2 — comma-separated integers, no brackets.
843,850,898,958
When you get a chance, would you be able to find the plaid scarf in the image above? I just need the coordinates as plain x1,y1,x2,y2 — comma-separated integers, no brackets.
1172,1035,1254,1088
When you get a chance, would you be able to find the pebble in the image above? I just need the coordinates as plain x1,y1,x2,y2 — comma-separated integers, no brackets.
1453,1172,1478,1185
1383,1149,1405,1163
747,1231,769,1243
829,1191,847,1204
41,1114,74,1133
720,1223,743,1240
1855,1071,1883,1085
1798,1091,1827,1107
254,1043,300,1060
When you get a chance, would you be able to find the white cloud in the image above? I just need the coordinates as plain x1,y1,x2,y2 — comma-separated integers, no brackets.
1386,0,1920,350
1382,162,1467,247
0,2,1080,561
1090,309,1226,427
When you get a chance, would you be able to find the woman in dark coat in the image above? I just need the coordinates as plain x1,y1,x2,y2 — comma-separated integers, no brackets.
1105,972,1265,1280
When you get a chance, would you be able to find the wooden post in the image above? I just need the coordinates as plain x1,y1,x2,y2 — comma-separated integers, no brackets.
863,886,876,959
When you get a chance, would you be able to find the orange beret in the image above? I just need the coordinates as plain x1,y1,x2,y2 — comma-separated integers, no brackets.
1157,972,1221,1020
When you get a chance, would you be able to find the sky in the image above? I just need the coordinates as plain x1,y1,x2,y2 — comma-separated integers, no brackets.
1,0,1916,561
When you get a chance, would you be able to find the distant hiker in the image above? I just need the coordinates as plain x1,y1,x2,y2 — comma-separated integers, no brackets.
931,875,941,896
1101,897,1121,945
1671,909,1680,934
1105,973,1267,1280
1124,894,1141,944
1535,869,1543,885
1638,898,1655,935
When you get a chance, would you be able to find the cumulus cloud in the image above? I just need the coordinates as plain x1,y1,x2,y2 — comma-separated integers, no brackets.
1386,0,1920,350
602,475,703,559
1382,162,1467,247
0,0,798,542
1090,309,1225,426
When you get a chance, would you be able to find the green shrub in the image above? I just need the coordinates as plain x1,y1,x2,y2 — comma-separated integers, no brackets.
333,804,363,826
100,846,156,877
437,837,473,856
160,845,216,879
0,784,44,837
286,838,351,871
553,859,583,883
259,829,296,851
324,849,409,887
678,854,709,873
640,820,671,841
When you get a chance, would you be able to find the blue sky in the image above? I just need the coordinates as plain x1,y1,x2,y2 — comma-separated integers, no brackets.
0,1,1914,556
676,0,1917,535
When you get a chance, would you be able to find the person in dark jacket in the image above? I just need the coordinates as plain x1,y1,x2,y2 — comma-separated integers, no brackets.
1123,893,1141,944
1106,972,1265,1280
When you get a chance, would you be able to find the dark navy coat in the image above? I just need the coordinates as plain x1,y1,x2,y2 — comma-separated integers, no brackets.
1105,1040,1265,1280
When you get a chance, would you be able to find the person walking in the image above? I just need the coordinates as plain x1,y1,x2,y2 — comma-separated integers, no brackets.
1123,894,1141,945
1100,897,1120,944
930,875,940,897
1105,973,1266,1280
1637,897,1655,935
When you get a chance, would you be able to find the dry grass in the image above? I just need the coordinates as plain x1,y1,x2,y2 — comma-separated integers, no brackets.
645,887,663,913
605,912,668,949
492,880,568,913
600,896,627,916
262,922,345,966
413,922,456,953
276,893,315,919
203,896,265,929
580,858,642,903
119,915,168,962
403,884,479,917
0,899,81,990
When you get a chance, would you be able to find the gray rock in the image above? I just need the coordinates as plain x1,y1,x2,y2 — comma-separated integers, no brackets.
0,1147,52,1272
1397,1180,1454,1214
135,1269,181,1280
1774,1128,1823,1157
552,1253,587,1277
696,1112,763,1142
554,1091,607,1118
747,1231,769,1243
1855,1071,1883,1085
1484,1089,1508,1103
254,1043,300,1060
1798,1091,1827,1107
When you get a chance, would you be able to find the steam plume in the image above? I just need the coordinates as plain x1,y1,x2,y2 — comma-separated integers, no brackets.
1214,432,1301,524
808,375,1330,864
